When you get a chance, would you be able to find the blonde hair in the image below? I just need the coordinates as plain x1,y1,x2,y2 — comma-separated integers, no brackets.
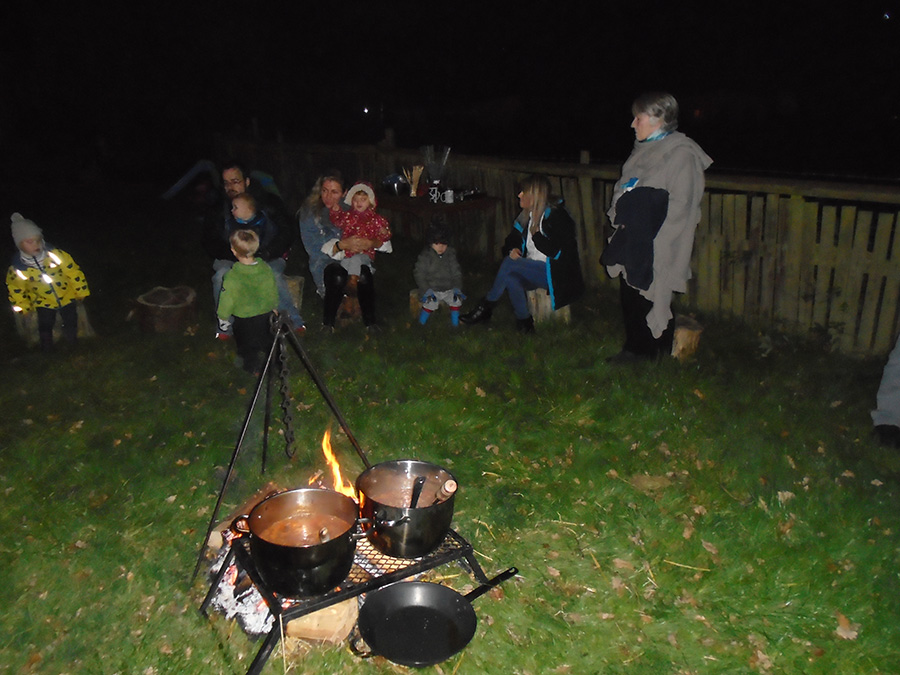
230,229,260,258
232,192,257,214
300,174,345,223
519,174,551,223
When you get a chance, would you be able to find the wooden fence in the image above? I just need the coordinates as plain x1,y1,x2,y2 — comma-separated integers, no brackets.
220,138,900,356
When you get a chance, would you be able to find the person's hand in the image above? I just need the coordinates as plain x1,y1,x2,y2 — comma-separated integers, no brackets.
509,248,522,260
341,236,370,254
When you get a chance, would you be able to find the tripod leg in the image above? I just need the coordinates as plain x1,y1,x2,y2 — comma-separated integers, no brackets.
190,331,282,583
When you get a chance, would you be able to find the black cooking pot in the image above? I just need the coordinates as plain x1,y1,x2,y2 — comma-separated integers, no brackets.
235,487,359,597
356,459,457,558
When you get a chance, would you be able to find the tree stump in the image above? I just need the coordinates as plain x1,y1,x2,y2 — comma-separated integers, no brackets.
284,275,304,312
526,289,571,324
337,275,361,327
135,286,197,333
13,302,95,346
672,314,703,362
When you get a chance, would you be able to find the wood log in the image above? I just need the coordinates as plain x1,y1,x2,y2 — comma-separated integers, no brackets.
526,289,571,324
284,597,358,643
672,314,703,362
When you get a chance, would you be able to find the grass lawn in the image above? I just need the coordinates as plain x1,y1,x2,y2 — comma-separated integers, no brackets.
2,181,899,674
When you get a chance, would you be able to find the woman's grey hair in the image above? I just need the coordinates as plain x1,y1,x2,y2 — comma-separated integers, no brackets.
632,92,679,132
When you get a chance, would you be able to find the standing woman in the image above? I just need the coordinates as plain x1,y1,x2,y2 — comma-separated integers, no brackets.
460,174,583,333
602,92,712,363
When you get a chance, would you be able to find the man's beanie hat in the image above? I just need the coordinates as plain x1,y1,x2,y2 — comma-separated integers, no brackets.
11,213,42,246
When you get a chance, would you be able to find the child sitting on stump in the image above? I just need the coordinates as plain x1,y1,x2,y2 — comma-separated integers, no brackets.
6,212,90,351
216,229,278,375
414,222,464,326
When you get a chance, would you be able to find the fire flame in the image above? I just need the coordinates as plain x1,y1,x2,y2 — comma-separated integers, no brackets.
313,428,356,499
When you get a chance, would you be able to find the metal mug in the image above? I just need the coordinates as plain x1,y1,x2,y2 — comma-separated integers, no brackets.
441,190,454,204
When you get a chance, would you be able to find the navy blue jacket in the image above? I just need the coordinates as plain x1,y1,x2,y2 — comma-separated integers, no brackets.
501,200,584,310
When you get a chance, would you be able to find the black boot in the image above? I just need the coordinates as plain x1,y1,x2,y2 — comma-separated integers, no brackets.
322,264,348,327
460,298,494,324
357,266,378,327
516,316,535,333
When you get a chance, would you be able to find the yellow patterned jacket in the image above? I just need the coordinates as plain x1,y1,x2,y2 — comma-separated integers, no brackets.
6,247,90,313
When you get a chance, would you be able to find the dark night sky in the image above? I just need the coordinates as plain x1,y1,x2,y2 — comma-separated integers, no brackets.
3,2,900,181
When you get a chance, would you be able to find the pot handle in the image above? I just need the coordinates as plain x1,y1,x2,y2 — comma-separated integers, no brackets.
375,511,410,528
231,516,250,536
464,567,518,602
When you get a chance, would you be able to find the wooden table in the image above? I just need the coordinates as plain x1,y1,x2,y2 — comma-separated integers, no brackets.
377,193,501,259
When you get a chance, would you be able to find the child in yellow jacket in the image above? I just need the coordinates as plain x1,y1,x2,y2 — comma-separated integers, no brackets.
6,212,90,351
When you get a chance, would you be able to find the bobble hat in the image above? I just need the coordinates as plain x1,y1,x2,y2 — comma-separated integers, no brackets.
11,212,42,246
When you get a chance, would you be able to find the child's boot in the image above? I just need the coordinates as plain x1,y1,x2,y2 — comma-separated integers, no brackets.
450,308,460,327
418,308,431,325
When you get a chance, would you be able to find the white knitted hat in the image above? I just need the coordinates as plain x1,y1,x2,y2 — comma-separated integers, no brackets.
10,212,42,246
343,182,377,208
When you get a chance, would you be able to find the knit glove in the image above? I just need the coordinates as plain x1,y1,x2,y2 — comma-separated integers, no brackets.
452,289,466,304
422,289,437,303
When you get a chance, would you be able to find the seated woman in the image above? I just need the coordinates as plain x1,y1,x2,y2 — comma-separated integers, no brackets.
460,174,584,333
297,173,347,298
297,173,387,331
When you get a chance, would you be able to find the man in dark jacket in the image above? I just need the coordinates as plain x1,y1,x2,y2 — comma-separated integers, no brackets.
202,161,303,333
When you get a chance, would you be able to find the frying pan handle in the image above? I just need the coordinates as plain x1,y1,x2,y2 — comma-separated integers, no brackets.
347,625,374,659
464,567,518,602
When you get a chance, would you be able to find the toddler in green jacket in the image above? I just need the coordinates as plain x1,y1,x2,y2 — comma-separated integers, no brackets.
217,229,278,374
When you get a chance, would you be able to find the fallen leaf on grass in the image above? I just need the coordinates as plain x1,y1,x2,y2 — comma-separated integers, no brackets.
175,459,190,466
68,420,84,433
547,566,560,578
683,523,695,539
834,612,860,640
486,444,499,454
610,577,626,596
165,495,177,504
630,474,672,493
701,540,719,557
693,389,705,400
475,387,486,397
612,558,634,571
599,612,615,620
871,479,884,487
776,491,795,505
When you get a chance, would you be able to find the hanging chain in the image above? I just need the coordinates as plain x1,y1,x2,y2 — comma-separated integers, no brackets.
273,318,297,459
